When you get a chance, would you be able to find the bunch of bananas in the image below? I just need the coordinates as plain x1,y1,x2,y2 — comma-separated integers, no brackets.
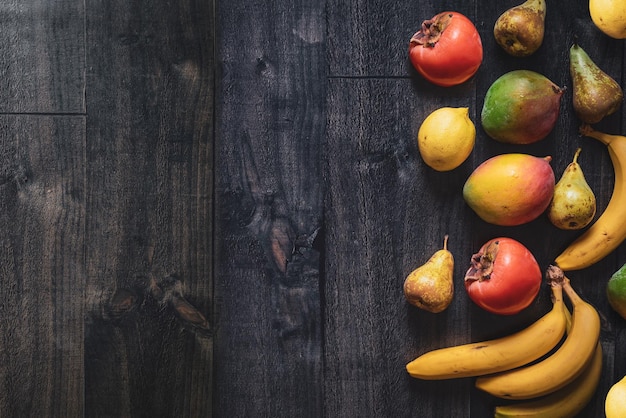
406,266,602,417
555,125,626,270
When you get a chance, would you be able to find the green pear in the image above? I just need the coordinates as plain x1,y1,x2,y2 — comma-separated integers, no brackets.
570,43,624,124
548,148,596,230
403,236,454,313
607,263,626,320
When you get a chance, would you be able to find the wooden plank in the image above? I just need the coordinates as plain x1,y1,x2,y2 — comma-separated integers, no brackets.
84,1,214,416
0,115,85,417
213,1,326,416
0,1,84,113
0,1,86,416
324,76,475,417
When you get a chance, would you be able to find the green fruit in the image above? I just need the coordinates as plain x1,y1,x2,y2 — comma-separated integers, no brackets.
570,43,623,124
607,263,626,320
481,70,564,144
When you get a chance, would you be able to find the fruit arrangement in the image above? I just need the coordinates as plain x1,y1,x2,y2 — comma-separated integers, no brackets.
405,1,626,416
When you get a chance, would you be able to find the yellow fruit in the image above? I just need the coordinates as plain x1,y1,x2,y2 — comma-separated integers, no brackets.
590,0,626,39
495,342,603,418
475,268,601,400
406,281,566,380
555,125,626,270
417,107,475,171
606,375,626,418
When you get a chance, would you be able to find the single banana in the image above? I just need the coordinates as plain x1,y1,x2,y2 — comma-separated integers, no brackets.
494,316,603,417
475,266,600,400
406,281,566,380
555,124,626,271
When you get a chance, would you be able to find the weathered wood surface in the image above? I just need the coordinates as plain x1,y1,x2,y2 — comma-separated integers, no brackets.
217,1,626,418
0,1,86,416
214,1,325,416
0,0,214,417
84,1,214,417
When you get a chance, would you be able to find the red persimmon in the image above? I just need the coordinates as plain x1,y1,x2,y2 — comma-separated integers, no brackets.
409,11,483,87
464,238,542,315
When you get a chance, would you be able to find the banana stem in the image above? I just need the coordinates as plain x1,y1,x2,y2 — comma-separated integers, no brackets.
550,279,564,305
562,279,583,306
546,264,566,287
547,265,583,306
580,124,625,146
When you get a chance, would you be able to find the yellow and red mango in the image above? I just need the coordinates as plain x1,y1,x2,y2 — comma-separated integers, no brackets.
463,153,555,226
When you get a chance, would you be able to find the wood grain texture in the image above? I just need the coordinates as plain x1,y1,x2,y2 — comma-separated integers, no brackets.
0,1,86,416
325,77,474,417
84,0,214,416
0,0,215,415
214,1,325,417
0,116,85,417
0,1,85,113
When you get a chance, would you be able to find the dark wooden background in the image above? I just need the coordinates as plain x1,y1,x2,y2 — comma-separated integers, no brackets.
1,0,624,417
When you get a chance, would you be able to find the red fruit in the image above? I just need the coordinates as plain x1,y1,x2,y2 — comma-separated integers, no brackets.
465,238,542,315
409,11,483,87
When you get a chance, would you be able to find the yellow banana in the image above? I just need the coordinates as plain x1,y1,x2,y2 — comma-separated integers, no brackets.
475,266,600,400
555,125,626,271
406,281,566,379
494,308,603,418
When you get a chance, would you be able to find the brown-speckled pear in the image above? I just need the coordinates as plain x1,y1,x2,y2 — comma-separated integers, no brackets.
404,236,454,313
494,0,546,57
548,148,596,230
570,43,623,124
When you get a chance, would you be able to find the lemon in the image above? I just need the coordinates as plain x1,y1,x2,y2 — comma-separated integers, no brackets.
417,107,476,171
606,375,626,418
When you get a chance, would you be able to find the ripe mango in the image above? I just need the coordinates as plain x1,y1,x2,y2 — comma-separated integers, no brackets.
481,70,564,144
463,153,555,226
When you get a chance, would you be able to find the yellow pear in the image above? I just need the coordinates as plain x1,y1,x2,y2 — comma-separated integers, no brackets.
403,236,454,313
590,0,626,39
547,148,596,230
606,375,626,417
